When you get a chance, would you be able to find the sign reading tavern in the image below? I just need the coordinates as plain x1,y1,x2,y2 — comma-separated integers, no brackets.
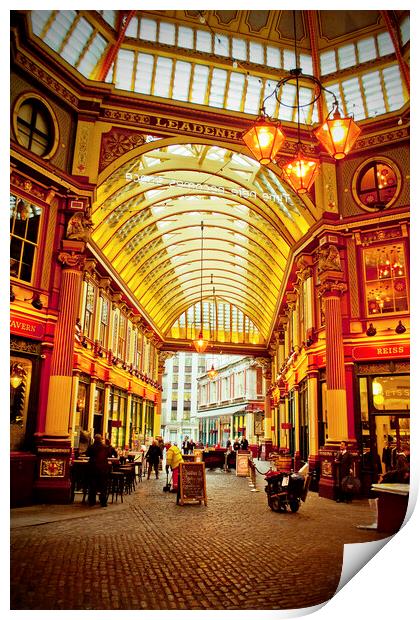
10,313,45,339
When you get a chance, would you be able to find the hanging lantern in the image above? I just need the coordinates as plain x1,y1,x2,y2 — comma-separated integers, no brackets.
315,105,361,160
242,117,286,164
282,148,319,194
207,364,218,380
193,330,208,354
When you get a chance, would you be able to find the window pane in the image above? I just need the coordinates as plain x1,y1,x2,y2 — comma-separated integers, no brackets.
383,65,405,110
61,18,93,66
299,53,313,75
139,18,157,42
159,22,175,45
249,41,264,65
232,37,247,61
266,46,281,69
43,11,76,51
134,53,154,94
341,77,365,120
214,33,229,56
338,43,356,69
196,29,212,53
377,31,394,56
283,49,296,71
172,61,191,101
31,10,54,36
153,57,173,98
357,37,377,63
125,16,138,38
400,15,410,45
362,71,386,116
78,33,107,77
208,68,227,108
115,49,134,91
178,26,194,49
320,50,336,75
244,75,262,115
226,73,245,111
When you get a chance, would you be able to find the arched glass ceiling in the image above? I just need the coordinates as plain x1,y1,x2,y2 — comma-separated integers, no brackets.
91,141,319,343
30,10,408,122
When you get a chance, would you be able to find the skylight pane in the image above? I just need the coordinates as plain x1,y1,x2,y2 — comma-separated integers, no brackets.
61,18,93,66
244,75,262,115
232,37,247,61
297,87,314,123
139,18,157,42
249,41,264,65
382,65,405,110
377,31,394,56
178,26,194,49
159,22,175,45
320,50,337,75
172,61,192,101
341,77,365,120
134,53,154,94
262,80,277,117
31,10,53,37
105,61,114,83
338,43,356,69
362,71,386,117
208,68,228,108
153,57,173,98
115,49,135,91
278,83,295,121
215,33,229,57
191,65,209,104
266,46,281,69
99,11,116,28
196,29,212,53
77,33,107,77
286,49,301,71
357,37,376,63
400,15,410,45
43,11,76,51
125,16,138,38
299,53,313,75
226,73,245,111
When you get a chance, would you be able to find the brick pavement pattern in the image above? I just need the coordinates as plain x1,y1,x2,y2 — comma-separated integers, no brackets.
10,467,388,610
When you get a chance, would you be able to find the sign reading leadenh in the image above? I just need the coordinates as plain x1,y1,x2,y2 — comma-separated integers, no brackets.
179,462,207,506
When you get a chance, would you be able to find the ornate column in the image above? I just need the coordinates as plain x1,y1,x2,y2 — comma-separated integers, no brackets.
256,357,273,460
34,244,86,503
307,361,320,487
316,241,350,499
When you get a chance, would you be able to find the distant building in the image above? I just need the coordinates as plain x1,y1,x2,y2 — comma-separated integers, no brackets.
161,352,206,443
197,356,266,453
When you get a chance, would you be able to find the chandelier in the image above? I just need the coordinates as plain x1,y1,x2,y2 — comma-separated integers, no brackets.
207,280,218,380
242,11,361,193
193,221,208,354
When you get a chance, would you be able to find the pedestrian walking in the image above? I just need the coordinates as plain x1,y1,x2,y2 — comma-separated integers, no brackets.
334,441,353,503
145,440,163,479
165,442,184,493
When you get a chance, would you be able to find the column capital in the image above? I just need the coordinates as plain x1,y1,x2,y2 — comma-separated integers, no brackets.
318,280,347,298
57,250,86,270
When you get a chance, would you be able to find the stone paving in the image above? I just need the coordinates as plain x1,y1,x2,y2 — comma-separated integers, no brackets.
10,465,388,611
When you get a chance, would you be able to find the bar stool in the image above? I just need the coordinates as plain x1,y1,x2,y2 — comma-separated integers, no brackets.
108,471,125,503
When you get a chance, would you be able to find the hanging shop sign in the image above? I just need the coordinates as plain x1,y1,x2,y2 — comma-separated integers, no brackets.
352,343,409,361
10,313,45,340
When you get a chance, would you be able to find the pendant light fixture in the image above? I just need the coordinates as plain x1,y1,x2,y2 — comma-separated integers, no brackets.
193,221,208,354
207,280,218,380
242,10,361,189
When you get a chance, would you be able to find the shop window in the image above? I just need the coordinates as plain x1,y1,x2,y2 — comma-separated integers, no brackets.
10,358,32,450
118,314,126,359
99,297,109,348
14,95,58,158
83,282,96,338
363,243,408,315
10,195,41,283
352,158,401,211
372,375,410,411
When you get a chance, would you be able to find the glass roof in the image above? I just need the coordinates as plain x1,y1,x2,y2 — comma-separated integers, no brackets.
30,10,408,122
92,142,318,342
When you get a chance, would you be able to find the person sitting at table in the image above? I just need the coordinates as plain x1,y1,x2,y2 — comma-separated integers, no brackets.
145,440,163,480
86,434,111,507
105,438,118,458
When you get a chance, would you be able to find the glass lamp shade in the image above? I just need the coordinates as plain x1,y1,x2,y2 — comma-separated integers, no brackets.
282,151,319,194
207,364,218,380
193,331,208,353
242,117,286,164
315,111,361,160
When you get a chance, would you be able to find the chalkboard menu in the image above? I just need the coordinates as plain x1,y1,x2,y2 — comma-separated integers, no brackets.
179,462,207,505
236,451,251,477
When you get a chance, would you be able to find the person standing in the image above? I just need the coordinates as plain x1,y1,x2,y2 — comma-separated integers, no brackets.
334,441,353,503
240,436,249,450
86,434,112,507
145,440,162,479
233,437,240,451
165,442,184,493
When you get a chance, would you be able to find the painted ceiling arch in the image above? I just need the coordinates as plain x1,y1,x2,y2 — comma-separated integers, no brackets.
91,137,323,345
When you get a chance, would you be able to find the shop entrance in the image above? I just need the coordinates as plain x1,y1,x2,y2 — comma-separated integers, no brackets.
374,413,410,472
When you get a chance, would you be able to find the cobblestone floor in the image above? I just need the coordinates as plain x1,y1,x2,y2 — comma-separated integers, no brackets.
10,466,388,611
